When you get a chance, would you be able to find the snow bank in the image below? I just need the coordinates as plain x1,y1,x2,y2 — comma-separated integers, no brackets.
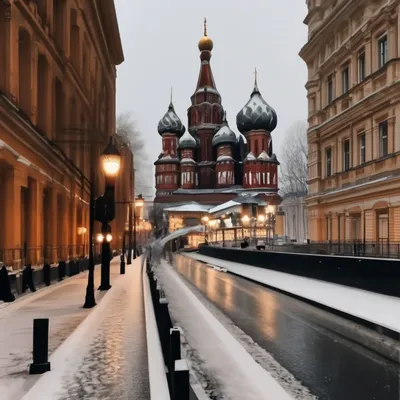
186,253,400,333
157,260,294,400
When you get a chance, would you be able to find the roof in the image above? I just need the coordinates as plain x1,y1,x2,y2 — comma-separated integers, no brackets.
164,202,212,213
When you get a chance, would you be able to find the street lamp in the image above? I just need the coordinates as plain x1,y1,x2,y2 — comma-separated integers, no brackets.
133,194,144,259
98,137,121,291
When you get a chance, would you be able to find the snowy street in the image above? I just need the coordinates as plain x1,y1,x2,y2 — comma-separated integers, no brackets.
157,254,400,400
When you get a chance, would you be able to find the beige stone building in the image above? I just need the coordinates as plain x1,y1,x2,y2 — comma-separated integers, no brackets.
300,0,400,246
0,0,126,268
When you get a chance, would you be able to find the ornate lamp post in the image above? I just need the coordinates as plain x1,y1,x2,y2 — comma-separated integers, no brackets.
97,137,121,291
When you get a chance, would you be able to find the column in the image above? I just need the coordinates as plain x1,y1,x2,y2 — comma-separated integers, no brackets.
3,168,25,267
28,178,43,265
0,2,11,94
48,187,58,263
70,195,78,258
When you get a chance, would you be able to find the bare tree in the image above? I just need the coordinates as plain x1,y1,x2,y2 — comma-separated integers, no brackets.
279,121,308,196
116,112,152,195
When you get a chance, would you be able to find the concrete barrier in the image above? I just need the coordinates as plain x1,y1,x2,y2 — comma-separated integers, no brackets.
199,246,400,297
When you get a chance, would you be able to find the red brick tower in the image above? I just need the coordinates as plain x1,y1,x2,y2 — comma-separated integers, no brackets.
212,112,236,188
236,70,279,190
187,18,224,189
154,98,184,192
179,130,197,189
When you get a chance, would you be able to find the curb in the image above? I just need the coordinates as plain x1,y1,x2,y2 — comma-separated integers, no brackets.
143,260,171,400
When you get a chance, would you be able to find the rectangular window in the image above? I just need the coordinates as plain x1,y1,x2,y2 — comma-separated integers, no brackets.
327,75,333,104
343,139,350,171
359,133,366,164
326,147,332,177
358,52,366,82
378,35,388,68
342,66,349,93
379,120,388,157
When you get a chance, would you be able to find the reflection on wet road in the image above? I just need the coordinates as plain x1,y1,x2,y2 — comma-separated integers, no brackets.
175,255,399,400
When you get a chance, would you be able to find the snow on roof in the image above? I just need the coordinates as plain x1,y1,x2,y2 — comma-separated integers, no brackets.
208,200,241,215
216,155,234,162
180,158,196,164
164,202,212,213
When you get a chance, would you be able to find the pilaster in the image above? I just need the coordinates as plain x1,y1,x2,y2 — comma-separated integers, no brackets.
70,194,78,258
28,178,43,264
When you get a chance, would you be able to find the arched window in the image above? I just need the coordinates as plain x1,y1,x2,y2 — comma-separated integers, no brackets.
0,2,8,91
70,9,80,71
18,29,32,115
54,78,64,138
37,54,49,132
53,0,65,51
37,0,47,25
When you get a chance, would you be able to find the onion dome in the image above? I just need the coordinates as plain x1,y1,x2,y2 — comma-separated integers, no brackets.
257,151,270,161
212,112,237,146
181,157,196,165
198,17,213,52
236,69,277,135
179,130,197,149
244,152,256,162
157,100,185,137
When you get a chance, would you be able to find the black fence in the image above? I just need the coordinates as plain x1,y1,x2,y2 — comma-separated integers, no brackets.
266,240,400,259
0,258,93,303
199,245,400,298
146,259,197,400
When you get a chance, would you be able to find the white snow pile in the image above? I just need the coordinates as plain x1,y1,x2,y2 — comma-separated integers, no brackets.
155,260,312,400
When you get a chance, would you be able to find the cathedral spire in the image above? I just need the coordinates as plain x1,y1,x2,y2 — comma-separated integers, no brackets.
169,86,173,108
204,17,207,36
253,68,259,93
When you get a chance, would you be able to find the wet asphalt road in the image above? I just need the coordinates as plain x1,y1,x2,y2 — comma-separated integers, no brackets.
174,255,400,400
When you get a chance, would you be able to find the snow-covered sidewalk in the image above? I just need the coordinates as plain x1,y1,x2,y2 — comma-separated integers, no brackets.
185,252,400,334
156,260,294,400
20,256,149,400
0,257,141,400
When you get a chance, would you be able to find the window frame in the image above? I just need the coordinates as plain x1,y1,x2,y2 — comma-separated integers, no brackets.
358,51,366,82
378,34,388,68
342,65,350,94
327,74,334,104
326,147,332,177
342,138,350,171
359,133,366,164
379,120,388,157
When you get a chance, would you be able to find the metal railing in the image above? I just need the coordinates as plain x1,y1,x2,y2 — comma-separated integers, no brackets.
0,245,90,269
206,233,400,259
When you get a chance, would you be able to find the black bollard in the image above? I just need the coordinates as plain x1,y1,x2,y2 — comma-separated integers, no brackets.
174,359,190,400
43,264,51,286
120,254,125,275
0,265,15,302
169,327,181,395
29,318,51,374
23,265,36,293
58,261,66,281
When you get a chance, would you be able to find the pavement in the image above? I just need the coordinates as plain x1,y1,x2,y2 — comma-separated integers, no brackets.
0,257,150,400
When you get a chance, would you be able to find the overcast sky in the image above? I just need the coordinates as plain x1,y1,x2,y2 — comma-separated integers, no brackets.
115,0,308,196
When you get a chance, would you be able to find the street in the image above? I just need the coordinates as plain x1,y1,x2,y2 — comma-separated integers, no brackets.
174,254,400,400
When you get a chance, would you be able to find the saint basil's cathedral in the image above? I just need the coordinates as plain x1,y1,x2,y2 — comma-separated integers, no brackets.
154,20,282,209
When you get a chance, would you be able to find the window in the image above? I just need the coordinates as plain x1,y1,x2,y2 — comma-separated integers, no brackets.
378,35,388,68
343,139,350,171
342,65,349,93
379,121,388,157
358,52,366,82
326,147,332,177
327,75,333,104
359,133,366,164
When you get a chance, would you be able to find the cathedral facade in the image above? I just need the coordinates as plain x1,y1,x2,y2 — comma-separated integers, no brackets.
154,21,281,207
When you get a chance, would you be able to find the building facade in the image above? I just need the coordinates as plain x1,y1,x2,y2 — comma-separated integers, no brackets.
300,0,400,245
0,0,124,268
154,20,281,208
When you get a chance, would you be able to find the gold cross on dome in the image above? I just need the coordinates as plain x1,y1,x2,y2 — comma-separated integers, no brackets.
204,17,207,36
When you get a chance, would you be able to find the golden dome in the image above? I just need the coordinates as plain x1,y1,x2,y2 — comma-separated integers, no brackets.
198,17,213,52
198,35,213,52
